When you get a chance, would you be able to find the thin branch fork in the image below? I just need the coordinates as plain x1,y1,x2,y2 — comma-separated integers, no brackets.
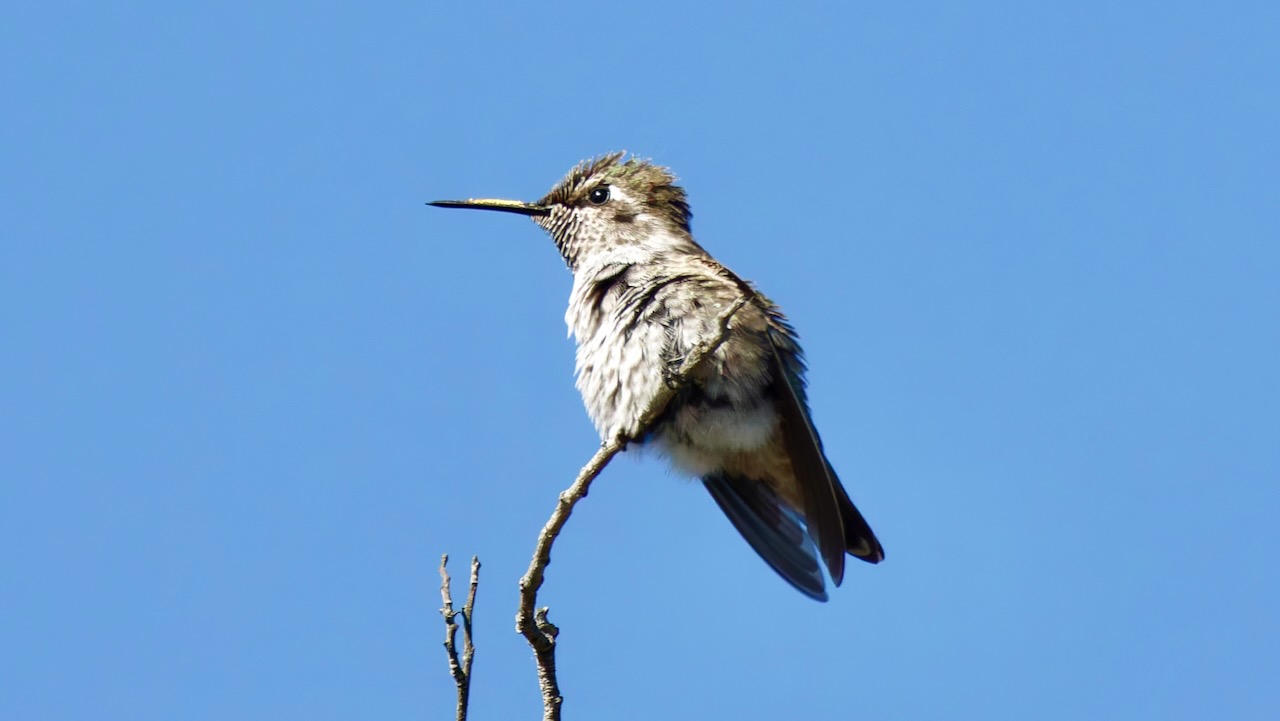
515,293,752,721
440,554,480,721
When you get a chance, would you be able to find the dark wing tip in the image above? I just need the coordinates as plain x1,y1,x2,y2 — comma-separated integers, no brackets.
765,334,848,583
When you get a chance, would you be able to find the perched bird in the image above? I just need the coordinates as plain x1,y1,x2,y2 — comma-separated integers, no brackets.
429,153,882,600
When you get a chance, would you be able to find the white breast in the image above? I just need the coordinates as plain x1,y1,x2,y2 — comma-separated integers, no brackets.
565,262,665,439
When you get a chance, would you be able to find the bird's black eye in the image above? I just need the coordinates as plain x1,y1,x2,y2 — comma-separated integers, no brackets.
588,185,610,205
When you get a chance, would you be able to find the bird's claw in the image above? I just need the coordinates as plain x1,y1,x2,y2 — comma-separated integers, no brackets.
661,363,684,390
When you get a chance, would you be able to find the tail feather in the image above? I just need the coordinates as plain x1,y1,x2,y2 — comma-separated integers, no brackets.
830,464,884,564
703,474,828,601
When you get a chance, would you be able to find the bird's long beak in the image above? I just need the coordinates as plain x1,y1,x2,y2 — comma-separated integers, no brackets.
427,198,550,217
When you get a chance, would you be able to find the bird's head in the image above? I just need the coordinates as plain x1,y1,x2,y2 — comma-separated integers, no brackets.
430,152,697,269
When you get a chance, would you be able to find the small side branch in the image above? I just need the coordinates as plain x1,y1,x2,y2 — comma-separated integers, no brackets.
440,554,480,721
516,293,751,721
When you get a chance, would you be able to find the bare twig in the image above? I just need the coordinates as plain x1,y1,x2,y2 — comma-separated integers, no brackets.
440,554,480,721
462,556,479,692
516,293,752,721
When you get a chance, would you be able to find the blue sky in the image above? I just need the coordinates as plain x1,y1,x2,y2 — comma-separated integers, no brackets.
2,2,1278,719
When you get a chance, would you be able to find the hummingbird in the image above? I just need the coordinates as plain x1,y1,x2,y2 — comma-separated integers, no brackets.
429,152,883,601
